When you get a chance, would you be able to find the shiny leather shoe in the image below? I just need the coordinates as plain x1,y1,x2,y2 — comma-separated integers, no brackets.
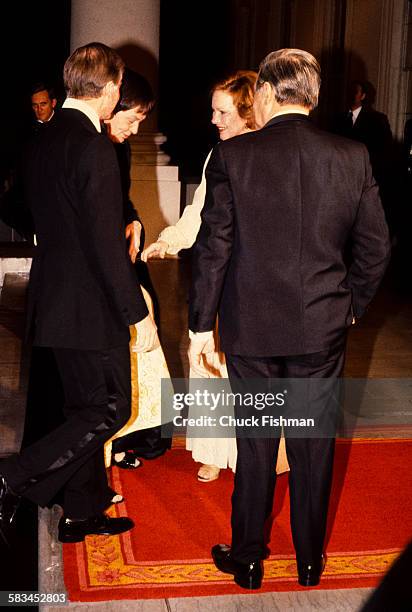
211,543,262,589
58,513,134,543
297,555,325,586
112,452,142,470
0,474,21,546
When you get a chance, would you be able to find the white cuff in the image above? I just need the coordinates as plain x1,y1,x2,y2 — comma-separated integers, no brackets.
189,329,213,341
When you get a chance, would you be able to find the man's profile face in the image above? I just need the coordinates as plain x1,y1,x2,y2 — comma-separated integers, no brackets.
31,90,56,122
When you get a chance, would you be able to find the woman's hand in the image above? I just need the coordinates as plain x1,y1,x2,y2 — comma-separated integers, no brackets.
141,240,169,262
125,221,142,263
132,314,159,352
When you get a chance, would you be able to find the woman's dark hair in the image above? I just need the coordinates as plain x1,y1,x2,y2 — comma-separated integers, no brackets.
30,82,56,100
116,68,155,114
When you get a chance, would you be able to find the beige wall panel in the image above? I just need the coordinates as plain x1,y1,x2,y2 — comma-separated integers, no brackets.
345,1,384,99
292,0,317,54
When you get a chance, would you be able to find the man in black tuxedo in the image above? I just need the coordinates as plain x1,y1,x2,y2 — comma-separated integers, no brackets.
30,82,57,133
0,83,58,240
0,42,157,544
334,81,393,228
189,49,390,589
334,81,392,181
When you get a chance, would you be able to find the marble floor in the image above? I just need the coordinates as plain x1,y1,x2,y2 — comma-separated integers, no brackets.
1,258,411,611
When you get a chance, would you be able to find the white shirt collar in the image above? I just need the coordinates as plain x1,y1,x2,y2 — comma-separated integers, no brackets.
351,106,362,123
62,98,101,132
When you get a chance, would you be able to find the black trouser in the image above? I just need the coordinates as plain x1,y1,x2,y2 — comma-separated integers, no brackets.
21,346,65,450
1,345,131,518
225,339,346,565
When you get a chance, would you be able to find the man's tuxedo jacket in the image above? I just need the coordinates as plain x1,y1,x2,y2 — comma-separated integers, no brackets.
334,107,392,184
24,108,148,350
189,114,390,357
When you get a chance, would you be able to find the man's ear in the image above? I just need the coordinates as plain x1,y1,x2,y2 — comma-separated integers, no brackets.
262,81,273,105
52,98,57,109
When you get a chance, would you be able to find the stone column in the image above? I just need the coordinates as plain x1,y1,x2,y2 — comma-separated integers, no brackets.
70,0,181,245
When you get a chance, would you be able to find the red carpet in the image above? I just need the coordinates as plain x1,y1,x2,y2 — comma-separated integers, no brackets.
63,439,412,601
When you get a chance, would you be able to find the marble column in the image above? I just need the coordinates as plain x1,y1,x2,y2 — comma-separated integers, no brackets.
70,0,181,245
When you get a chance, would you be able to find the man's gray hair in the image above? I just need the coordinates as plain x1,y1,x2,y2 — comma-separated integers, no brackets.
257,48,321,110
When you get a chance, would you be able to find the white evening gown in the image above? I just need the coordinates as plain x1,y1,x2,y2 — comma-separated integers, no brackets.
104,286,171,466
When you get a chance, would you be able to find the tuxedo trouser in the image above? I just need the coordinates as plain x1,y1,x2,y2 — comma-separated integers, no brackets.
0,345,131,518
225,338,346,564
21,347,65,449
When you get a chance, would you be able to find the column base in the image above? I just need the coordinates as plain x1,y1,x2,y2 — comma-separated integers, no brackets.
129,132,171,166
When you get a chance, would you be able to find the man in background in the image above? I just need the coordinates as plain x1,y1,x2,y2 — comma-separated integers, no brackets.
0,83,58,236
334,80,394,230
30,82,57,127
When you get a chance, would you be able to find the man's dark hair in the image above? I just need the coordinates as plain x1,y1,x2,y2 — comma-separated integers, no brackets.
64,42,124,98
116,68,155,114
30,82,56,100
350,80,371,102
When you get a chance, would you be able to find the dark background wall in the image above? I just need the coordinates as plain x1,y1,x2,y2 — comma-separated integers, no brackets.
158,1,233,176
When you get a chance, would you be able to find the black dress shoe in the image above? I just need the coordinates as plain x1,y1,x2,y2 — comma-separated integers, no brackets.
112,452,142,470
0,474,21,546
211,543,263,589
58,513,134,543
297,555,325,586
